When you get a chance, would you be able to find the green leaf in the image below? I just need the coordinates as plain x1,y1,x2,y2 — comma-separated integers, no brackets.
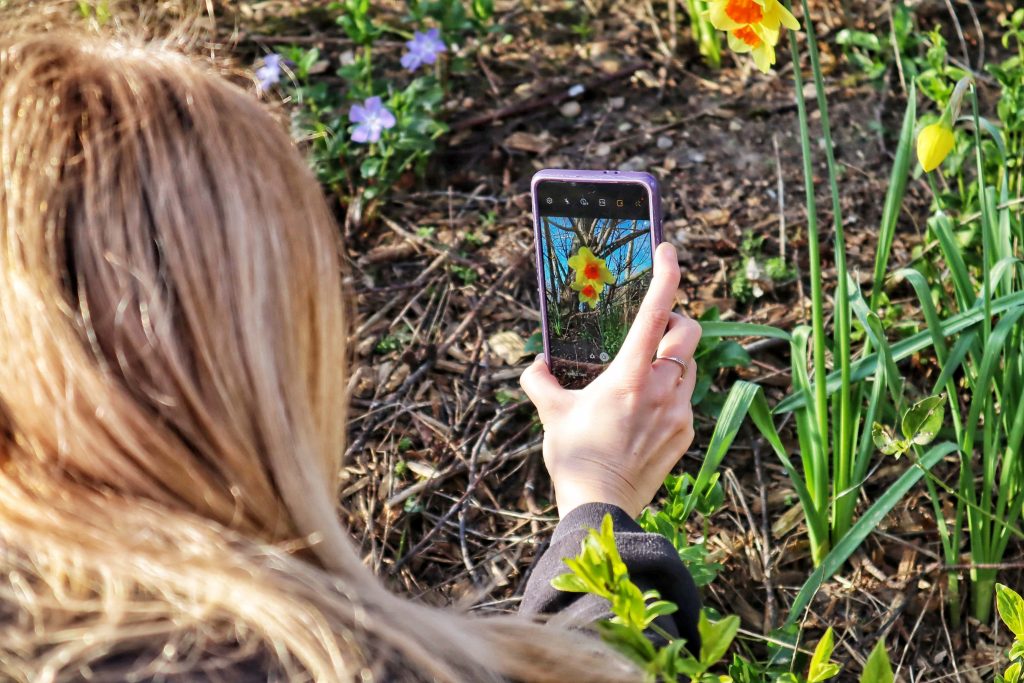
860,639,893,683
298,47,320,78
699,320,791,341
696,479,725,516
596,620,657,665
471,0,494,20
836,28,882,51
900,394,945,445
701,340,751,370
872,422,904,456
524,331,544,354
644,600,679,622
1007,661,1023,683
698,611,739,667
1010,640,1024,662
808,627,841,682
360,157,382,179
997,583,1024,639
550,572,587,593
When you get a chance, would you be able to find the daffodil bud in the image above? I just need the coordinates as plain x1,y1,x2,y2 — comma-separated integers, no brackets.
917,121,955,173
916,77,972,173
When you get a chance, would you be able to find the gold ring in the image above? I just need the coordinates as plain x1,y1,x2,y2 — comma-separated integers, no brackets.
654,355,688,379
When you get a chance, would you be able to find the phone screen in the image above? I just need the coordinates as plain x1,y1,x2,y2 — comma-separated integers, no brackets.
535,180,656,388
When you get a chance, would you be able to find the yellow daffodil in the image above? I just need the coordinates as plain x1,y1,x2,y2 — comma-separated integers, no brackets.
706,0,799,72
567,247,614,290
707,0,799,36
916,121,955,172
727,25,778,74
571,280,601,309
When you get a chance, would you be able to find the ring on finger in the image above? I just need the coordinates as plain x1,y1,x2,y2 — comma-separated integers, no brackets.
653,355,688,380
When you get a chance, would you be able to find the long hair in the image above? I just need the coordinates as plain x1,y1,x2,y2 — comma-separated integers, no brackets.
0,8,640,683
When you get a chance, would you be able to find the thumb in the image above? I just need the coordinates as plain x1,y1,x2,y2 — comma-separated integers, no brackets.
519,355,566,419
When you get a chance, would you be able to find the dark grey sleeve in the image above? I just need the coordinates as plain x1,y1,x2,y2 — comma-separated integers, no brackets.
520,502,701,654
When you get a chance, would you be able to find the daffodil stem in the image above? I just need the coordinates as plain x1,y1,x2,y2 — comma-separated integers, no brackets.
969,83,992,346
925,172,946,213
796,0,854,548
785,8,829,565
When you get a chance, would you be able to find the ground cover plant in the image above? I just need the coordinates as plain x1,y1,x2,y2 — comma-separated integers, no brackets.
72,0,1024,679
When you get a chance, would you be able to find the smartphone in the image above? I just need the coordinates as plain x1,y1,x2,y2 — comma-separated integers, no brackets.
531,169,663,389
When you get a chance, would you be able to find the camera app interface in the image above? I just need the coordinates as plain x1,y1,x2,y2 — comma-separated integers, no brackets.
536,180,653,389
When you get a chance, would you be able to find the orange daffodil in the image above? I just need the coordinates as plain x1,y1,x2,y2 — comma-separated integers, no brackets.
571,281,601,309
567,247,614,310
706,0,800,73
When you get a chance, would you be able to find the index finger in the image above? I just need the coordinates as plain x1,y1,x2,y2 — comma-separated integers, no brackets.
614,242,681,375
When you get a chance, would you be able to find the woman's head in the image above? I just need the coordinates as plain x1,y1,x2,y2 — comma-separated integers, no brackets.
0,25,348,544
0,10,639,683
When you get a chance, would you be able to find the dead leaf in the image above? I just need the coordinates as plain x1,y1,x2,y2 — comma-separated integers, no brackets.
407,461,440,479
504,131,552,154
488,331,527,365
771,503,805,539
696,208,731,227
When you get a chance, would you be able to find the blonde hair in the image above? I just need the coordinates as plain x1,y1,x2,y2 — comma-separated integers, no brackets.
0,8,639,683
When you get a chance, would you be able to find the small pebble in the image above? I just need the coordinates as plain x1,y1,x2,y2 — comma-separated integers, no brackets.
609,96,625,110
568,84,585,97
656,135,673,150
617,121,632,132
595,56,622,74
560,100,582,118
595,143,611,157
729,120,742,132
619,155,648,172
686,151,707,164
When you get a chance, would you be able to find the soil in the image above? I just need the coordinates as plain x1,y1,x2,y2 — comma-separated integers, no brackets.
229,0,1023,678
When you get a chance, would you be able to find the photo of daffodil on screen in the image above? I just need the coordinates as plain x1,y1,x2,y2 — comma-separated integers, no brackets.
540,215,653,388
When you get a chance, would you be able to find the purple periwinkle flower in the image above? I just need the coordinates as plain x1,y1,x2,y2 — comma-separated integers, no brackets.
401,28,446,73
256,54,283,90
349,96,396,144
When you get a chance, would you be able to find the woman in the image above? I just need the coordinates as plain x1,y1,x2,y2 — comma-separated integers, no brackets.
0,9,701,682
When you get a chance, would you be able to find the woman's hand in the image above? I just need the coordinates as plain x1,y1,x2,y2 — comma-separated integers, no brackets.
520,243,701,519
